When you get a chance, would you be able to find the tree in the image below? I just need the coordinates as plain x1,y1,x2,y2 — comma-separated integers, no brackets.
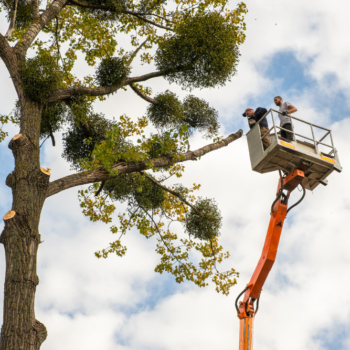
0,0,247,347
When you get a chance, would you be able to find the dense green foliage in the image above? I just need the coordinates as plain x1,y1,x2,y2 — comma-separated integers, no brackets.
40,101,67,138
2,0,34,29
183,95,219,137
185,198,222,240
155,12,241,89
146,131,182,159
62,113,115,169
147,91,184,129
20,52,63,103
148,92,219,138
105,173,166,210
104,174,140,202
96,57,130,87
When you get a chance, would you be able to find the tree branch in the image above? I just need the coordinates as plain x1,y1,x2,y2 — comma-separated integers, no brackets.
32,0,40,21
68,0,174,30
14,0,68,59
129,84,158,104
46,71,166,103
143,12,173,24
125,11,174,31
5,0,18,39
141,172,201,215
126,38,148,67
0,33,24,100
46,130,243,198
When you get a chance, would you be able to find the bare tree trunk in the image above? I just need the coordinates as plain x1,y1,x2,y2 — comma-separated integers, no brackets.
0,101,48,350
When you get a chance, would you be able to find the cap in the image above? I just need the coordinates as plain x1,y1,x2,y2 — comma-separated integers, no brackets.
242,108,254,117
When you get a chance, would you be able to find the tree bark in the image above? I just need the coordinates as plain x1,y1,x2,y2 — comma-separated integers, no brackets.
0,102,48,350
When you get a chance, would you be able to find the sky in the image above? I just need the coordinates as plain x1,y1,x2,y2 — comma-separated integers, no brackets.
1,0,350,349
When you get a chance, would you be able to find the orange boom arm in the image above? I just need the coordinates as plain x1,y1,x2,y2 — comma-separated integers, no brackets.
236,169,305,350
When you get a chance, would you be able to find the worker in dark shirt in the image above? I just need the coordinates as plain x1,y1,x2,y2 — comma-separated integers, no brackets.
243,107,271,150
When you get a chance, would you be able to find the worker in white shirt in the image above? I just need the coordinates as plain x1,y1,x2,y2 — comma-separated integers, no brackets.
273,96,298,141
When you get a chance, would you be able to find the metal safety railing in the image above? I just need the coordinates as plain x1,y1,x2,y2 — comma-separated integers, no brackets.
256,109,336,156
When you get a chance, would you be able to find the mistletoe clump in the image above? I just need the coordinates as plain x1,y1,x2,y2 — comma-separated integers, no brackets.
148,92,219,138
155,12,240,90
134,177,166,210
104,174,138,202
185,198,222,240
183,95,219,138
20,53,63,103
62,113,115,169
147,91,184,129
96,57,130,87
40,101,67,138
104,173,166,210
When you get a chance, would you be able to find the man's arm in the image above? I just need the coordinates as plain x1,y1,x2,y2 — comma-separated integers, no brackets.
287,104,297,114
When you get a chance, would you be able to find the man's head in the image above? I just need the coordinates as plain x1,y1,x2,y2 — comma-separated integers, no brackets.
243,108,255,117
274,96,283,106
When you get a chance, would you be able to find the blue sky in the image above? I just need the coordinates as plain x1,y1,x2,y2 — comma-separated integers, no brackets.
1,0,350,349
228,50,349,134
314,322,350,350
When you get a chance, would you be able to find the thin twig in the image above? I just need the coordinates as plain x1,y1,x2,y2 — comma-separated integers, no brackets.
5,0,18,39
209,240,219,273
142,12,173,23
140,171,201,215
129,84,158,104
39,135,50,148
141,205,183,265
54,16,70,79
129,12,174,31
68,0,174,30
95,180,106,196
126,38,148,67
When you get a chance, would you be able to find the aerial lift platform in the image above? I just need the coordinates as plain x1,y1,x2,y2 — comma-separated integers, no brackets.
236,109,342,349
247,109,341,190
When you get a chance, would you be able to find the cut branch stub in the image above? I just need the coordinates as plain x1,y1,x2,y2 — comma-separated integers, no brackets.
33,319,48,347
8,133,30,150
40,167,51,176
5,173,15,188
13,133,22,140
3,210,16,221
